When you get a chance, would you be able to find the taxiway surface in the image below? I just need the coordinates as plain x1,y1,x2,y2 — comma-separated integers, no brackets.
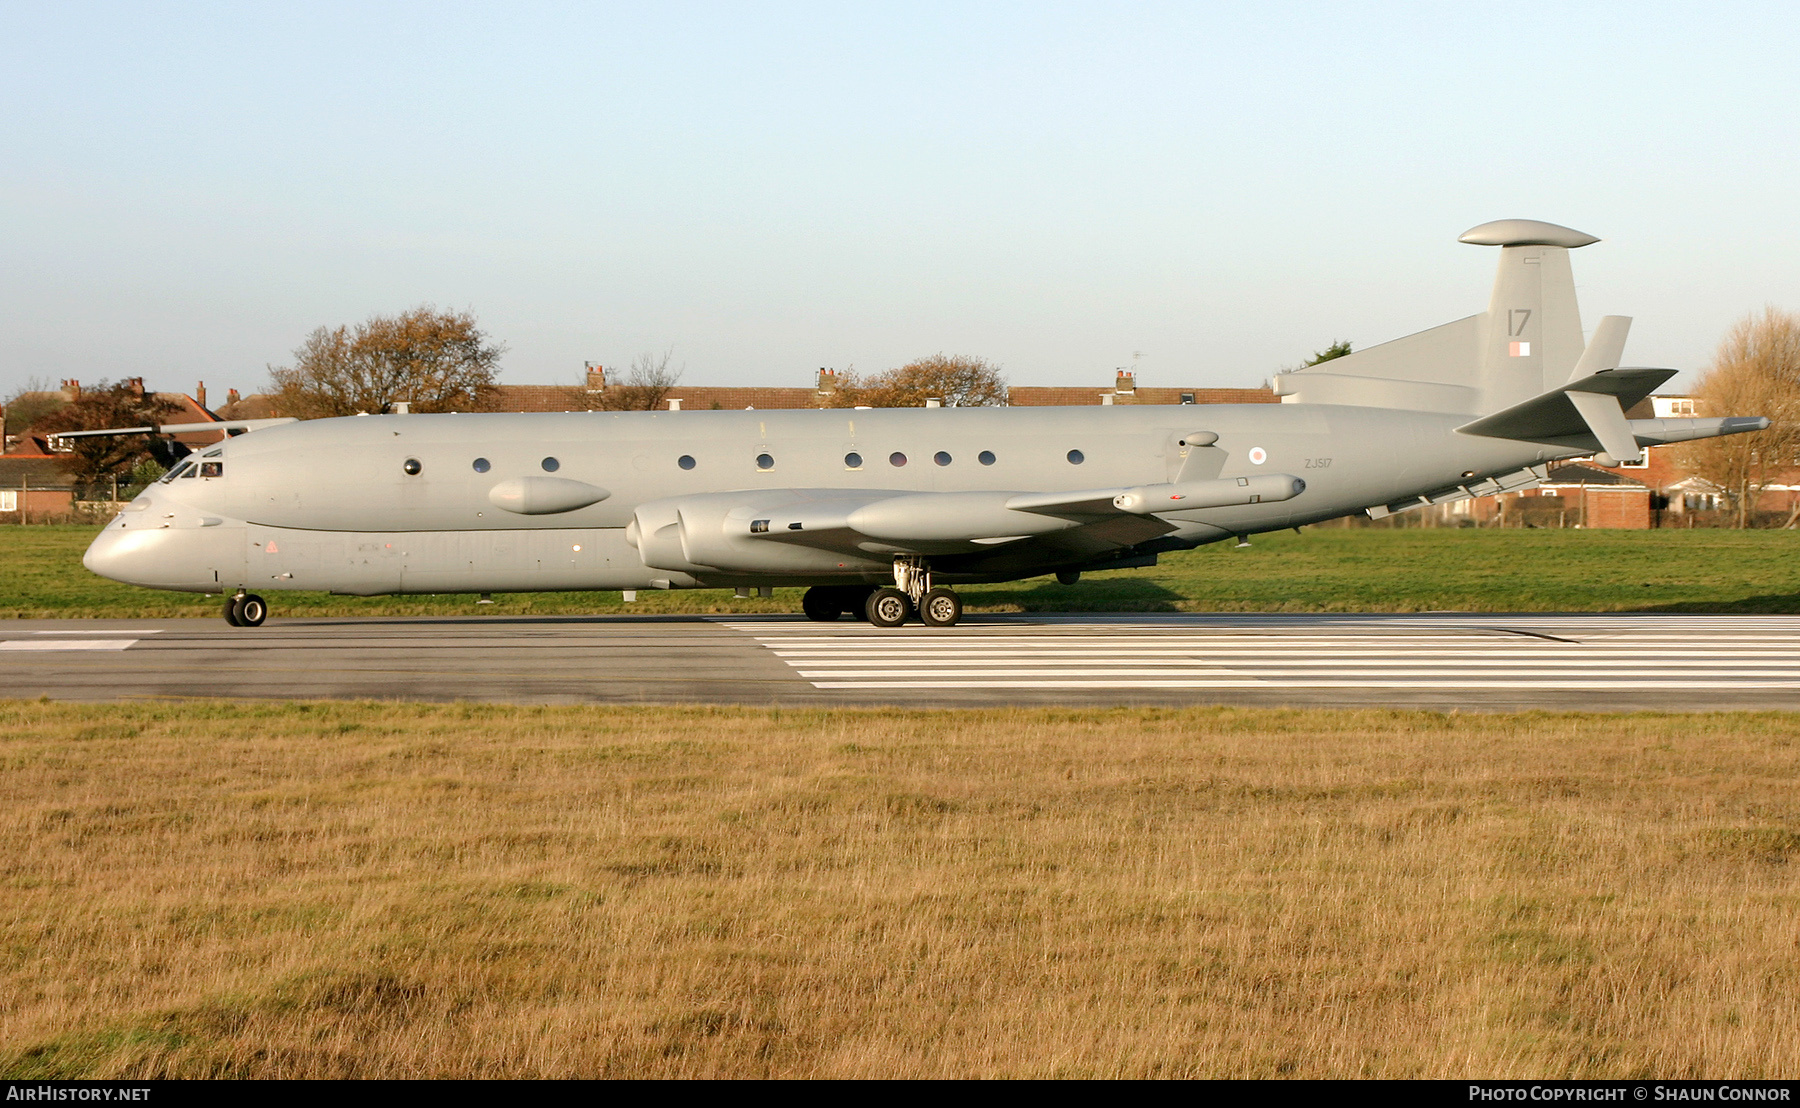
4,612,1796,711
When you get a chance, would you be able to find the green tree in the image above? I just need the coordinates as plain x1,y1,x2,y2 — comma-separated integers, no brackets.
269,305,505,418
1306,340,1353,365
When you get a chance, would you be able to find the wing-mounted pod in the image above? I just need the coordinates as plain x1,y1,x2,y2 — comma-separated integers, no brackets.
1112,473,1305,514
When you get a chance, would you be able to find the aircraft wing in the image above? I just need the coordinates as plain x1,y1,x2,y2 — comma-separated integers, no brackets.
49,418,298,440
629,474,1305,575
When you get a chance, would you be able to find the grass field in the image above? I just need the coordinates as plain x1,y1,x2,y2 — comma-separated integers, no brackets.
7,524,1800,618
1,701,1795,1078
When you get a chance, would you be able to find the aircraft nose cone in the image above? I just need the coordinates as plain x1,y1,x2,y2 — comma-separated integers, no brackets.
83,525,161,586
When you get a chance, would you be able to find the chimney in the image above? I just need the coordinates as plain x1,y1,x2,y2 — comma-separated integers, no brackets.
196,381,207,409
227,388,241,406
1115,370,1135,394
585,362,606,390
816,367,838,394
125,377,145,398
60,379,80,401
666,398,682,411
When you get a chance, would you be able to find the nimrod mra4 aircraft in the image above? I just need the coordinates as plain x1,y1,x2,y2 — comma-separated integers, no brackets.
73,219,1766,628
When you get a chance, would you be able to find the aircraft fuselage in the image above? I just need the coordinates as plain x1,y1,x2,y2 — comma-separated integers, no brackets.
84,403,1574,597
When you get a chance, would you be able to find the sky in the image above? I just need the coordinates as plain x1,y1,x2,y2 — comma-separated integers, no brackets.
4,1,1799,401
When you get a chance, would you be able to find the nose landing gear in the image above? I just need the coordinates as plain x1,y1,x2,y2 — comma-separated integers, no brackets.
224,591,268,627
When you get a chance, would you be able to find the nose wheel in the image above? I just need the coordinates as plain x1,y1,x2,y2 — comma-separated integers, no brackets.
224,592,268,627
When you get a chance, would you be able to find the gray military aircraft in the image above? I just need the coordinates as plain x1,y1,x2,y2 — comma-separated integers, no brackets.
73,219,1766,628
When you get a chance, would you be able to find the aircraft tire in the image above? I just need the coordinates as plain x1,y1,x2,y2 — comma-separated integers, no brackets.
237,594,269,627
865,587,912,628
223,596,243,627
918,587,962,628
843,586,875,621
1055,569,1081,585
801,587,842,622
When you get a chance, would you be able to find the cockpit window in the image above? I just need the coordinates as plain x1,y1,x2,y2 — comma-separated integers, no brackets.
203,447,223,458
161,461,195,483
199,462,223,478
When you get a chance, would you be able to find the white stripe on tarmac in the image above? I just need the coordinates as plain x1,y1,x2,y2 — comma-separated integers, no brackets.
733,617,1800,691
32,630,163,635
1,640,137,652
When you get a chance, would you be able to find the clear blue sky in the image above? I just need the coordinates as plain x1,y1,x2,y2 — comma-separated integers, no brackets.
4,1,1798,400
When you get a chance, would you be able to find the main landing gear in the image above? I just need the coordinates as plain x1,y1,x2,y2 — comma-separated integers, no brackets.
223,591,268,627
801,558,965,628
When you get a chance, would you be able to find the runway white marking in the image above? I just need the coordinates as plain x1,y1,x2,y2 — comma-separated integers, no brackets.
718,616,1800,691
1,640,137,652
33,629,162,635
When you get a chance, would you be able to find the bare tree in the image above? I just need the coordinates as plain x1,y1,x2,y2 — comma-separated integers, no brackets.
31,381,185,485
822,354,1007,408
3,377,71,439
268,305,505,418
599,349,683,411
1674,306,1800,527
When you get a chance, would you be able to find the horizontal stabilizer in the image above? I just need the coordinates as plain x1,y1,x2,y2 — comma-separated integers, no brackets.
1456,367,1676,445
1629,416,1769,445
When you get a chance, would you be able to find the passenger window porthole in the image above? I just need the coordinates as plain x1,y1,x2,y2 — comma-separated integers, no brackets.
978,450,996,466
934,451,952,467
889,452,908,467
541,457,560,472
756,453,775,470
844,452,863,469
402,458,422,476
678,455,696,470
1066,449,1085,465
472,457,490,473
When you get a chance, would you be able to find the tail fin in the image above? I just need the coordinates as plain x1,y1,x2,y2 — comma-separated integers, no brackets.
1271,219,1604,414
1464,219,1598,408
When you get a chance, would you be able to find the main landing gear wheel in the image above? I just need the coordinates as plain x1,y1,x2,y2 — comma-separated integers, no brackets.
865,587,913,628
802,586,843,622
233,594,268,627
223,596,243,626
918,587,962,628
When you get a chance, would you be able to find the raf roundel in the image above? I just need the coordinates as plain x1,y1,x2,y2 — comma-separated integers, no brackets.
1248,447,1267,465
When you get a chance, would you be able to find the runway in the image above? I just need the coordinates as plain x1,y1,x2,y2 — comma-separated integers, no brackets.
7,612,1800,710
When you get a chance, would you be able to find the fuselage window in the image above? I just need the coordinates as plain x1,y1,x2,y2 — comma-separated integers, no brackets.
978,450,996,466
541,457,560,472
1067,449,1085,465
844,452,863,469
756,453,775,470
472,457,491,473
402,458,423,476
889,452,907,467
199,462,223,478
933,451,952,467
678,455,696,470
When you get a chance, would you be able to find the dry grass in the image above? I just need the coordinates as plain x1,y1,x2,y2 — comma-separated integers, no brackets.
1,701,1796,1078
